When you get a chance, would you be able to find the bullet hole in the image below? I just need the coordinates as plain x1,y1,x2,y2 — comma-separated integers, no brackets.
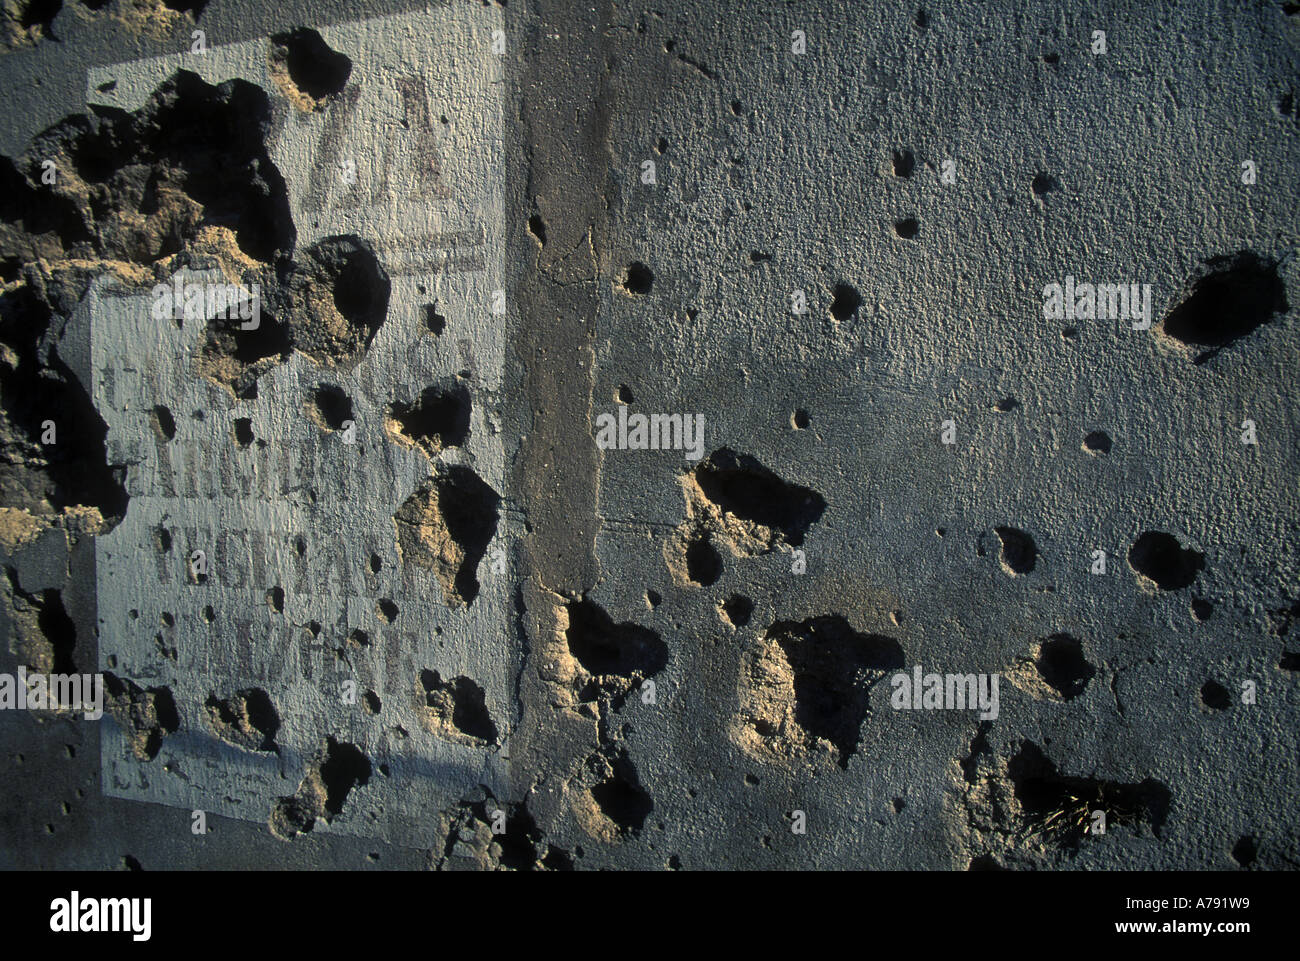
1061,326,1078,340
154,526,172,553
645,589,661,608
318,737,371,817
386,382,470,456
266,586,284,612
590,752,653,834
285,235,391,367
1279,651,1300,670
693,448,827,548
423,302,446,335
968,855,1005,870
306,621,321,637
623,261,653,295
102,675,180,761
1163,251,1288,363
1201,680,1231,710
363,690,381,715
1035,634,1095,700
369,553,382,574
1191,598,1213,621
1082,430,1112,455
893,797,906,812
1009,741,1170,845
744,773,759,786
830,282,862,321
202,605,214,623
393,466,500,607
617,384,634,404
749,250,772,263
1042,52,1060,64
150,405,176,442
721,594,753,627
564,598,667,680
685,536,722,586
1128,531,1204,591
1031,172,1057,196
656,137,668,154
892,148,915,178
205,687,280,752
376,598,398,623
994,526,1037,575
419,670,498,744
915,8,928,30
1231,835,1257,867
96,79,116,93
528,213,547,247
346,629,370,651
993,397,1019,413
791,409,811,429
730,99,744,116
894,217,920,239
308,384,352,432
232,418,254,448
268,28,353,106
748,616,905,768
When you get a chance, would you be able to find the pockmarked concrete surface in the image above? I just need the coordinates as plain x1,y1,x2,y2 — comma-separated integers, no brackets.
0,0,1296,870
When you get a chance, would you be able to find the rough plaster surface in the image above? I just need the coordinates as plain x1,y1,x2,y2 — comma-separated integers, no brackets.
0,0,1297,871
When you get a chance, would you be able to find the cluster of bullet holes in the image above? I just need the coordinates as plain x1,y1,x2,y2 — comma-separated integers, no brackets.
1128,531,1203,590
830,282,862,321
1162,251,1287,363
622,262,653,295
